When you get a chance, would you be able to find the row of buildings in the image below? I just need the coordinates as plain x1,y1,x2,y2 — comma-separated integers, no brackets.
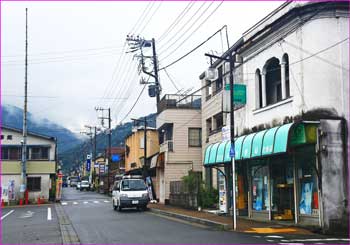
120,1,349,233
1,1,348,234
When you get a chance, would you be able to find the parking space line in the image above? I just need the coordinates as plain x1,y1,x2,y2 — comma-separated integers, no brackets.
1,210,14,220
47,207,52,221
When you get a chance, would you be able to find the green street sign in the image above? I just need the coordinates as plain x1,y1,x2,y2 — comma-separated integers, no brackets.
225,84,246,105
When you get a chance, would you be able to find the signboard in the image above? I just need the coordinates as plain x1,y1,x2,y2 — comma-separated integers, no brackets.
86,159,91,172
99,164,105,174
229,145,235,158
94,163,99,168
222,126,230,142
112,154,121,162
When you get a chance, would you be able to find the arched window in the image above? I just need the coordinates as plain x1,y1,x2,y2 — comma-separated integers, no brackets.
264,57,281,105
255,69,262,109
282,54,290,98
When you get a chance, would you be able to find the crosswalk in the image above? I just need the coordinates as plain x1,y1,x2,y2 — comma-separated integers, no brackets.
253,235,350,244
61,199,110,206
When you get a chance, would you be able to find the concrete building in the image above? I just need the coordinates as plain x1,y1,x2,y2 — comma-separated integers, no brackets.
1,125,57,202
156,94,202,204
201,1,349,233
124,126,159,173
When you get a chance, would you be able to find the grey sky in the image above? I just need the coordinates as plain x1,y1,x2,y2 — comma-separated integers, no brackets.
2,1,282,132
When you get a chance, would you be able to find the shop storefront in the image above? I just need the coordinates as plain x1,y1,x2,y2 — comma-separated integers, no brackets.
204,121,321,227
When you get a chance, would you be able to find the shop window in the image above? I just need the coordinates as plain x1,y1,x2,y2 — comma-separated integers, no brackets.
2,147,22,160
188,128,201,147
298,160,318,215
7,135,13,140
251,165,269,211
264,57,282,105
27,177,41,191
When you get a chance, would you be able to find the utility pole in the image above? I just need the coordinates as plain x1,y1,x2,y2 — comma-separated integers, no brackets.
21,8,28,197
95,107,112,193
204,51,237,230
126,35,161,106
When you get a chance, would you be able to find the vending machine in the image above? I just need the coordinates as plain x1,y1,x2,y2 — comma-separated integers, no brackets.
218,172,227,213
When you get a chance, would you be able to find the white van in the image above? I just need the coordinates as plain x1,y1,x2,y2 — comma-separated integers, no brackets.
112,175,149,211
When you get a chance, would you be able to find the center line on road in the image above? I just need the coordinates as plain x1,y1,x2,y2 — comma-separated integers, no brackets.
47,207,52,221
103,200,109,203
73,202,78,205
84,201,88,204
61,202,67,205
93,201,99,203
1,210,14,220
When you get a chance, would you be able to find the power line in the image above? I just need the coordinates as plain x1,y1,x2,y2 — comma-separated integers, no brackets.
137,1,163,34
157,1,208,53
163,68,180,92
119,84,147,124
157,1,195,43
159,1,223,62
159,25,227,71
129,2,153,34
1,45,125,58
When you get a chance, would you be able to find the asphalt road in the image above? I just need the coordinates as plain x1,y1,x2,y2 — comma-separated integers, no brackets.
60,187,350,244
61,187,266,244
1,204,62,244
2,188,348,244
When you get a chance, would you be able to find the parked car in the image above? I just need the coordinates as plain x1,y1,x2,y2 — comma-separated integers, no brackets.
70,176,79,187
112,175,149,211
62,176,68,188
76,181,81,190
80,180,90,191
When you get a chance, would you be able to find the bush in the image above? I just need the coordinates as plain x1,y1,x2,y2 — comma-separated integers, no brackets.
181,170,200,194
198,185,218,209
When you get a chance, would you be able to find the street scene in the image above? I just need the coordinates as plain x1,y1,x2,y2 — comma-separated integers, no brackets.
1,1,350,244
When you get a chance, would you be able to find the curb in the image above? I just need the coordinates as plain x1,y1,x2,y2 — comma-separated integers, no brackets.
149,208,230,231
55,204,80,244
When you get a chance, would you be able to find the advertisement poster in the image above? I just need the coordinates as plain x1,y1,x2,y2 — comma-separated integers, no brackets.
145,177,154,201
300,182,313,214
8,180,15,200
2,186,9,202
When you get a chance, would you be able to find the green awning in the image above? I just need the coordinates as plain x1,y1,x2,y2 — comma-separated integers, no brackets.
203,122,317,166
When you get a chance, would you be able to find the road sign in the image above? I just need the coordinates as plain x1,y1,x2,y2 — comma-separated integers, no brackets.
225,84,247,105
229,144,235,158
99,165,105,173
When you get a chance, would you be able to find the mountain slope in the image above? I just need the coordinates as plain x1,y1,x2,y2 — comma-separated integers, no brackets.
1,104,82,153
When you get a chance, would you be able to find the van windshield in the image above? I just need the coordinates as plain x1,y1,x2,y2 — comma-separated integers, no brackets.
121,179,147,191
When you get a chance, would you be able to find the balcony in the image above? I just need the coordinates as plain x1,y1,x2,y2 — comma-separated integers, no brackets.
157,94,201,114
160,140,174,153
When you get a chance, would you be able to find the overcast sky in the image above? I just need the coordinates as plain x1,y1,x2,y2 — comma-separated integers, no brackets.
2,1,283,133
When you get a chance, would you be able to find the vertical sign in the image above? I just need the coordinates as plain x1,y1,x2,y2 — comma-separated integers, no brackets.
86,154,91,172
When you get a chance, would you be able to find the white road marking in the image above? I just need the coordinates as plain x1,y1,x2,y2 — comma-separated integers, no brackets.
103,200,109,203
73,202,78,205
47,207,52,221
93,201,99,203
266,235,284,238
84,201,88,204
61,202,68,205
278,243,304,245
1,210,14,220
20,211,34,219
281,238,350,242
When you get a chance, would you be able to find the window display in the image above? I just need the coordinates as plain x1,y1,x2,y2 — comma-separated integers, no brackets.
251,165,269,211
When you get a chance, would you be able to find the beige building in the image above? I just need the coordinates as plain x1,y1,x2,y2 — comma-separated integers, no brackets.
156,94,202,204
1,126,57,202
125,126,159,173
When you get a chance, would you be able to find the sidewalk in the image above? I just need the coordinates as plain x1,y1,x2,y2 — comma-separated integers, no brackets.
148,203,315,235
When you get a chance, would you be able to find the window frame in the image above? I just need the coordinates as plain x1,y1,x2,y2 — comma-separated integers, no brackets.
188,128,202,147
27,177,41,191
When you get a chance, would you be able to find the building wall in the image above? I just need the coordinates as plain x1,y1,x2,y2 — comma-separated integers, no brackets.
1,128,56,161
125,129,159,172
2,161,56,174
238,9,349,135
1,174,51,201
157,108,202,172
164,163,193,200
